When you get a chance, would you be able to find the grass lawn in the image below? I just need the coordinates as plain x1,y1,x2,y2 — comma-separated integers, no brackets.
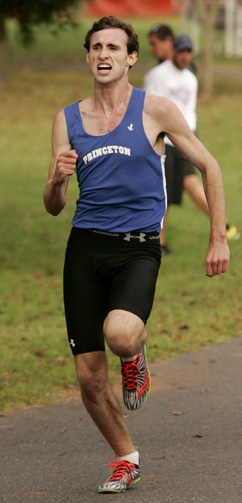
0,18,242,413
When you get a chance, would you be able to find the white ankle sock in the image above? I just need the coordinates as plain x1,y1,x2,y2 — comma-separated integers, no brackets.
117,450,139,466
121,355,137,363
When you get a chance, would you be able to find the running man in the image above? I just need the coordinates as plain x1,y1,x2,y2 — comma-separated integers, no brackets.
43,16,229,493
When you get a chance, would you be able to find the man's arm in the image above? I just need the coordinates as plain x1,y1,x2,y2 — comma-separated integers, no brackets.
43,110,78,216
146,94,230,276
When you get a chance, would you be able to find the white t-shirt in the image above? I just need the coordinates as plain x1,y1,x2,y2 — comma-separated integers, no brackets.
144,59,198,146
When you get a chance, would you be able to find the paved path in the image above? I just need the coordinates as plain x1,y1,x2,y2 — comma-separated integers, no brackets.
1,337,242,503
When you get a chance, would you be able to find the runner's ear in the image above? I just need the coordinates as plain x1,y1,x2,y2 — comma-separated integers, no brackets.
127,51,138,68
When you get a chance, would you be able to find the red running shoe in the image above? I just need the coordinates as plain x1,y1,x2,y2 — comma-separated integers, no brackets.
98,459,141,493
121,346,151,410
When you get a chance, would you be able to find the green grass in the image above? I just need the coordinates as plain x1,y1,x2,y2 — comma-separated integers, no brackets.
0,20,242,413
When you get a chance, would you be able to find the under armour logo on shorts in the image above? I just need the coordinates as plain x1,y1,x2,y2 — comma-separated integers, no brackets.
124,233,146,242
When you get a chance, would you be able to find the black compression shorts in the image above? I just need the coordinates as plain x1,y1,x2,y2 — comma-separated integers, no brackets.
63,227,161,355
165,144,196,205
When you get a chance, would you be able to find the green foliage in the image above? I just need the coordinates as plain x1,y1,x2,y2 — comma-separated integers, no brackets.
0,0,81,44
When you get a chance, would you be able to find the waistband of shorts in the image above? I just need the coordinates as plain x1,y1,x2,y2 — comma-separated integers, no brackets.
88,228,160,243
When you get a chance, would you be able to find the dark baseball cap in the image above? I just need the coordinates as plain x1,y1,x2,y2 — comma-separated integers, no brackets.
174,34,193,52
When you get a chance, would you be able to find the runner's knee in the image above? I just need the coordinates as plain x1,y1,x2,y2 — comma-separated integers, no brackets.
104,310,147,357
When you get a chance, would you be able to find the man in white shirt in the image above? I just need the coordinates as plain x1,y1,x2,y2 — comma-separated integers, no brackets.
145,33,239,250
145,35,200,251
147,23,174,63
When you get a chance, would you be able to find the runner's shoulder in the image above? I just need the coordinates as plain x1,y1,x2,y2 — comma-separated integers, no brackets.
144,92,176,120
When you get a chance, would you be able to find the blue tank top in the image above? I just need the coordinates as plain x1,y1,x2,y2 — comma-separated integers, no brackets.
64,87,167,232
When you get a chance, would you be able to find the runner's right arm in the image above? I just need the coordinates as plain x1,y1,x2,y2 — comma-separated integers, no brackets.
43,110,78,216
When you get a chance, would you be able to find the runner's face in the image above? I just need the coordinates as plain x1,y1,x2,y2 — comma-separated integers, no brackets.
86,28,137,83
173,49,193,70
149,34,170,60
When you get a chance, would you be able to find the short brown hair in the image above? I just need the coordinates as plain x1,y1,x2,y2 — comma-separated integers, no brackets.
148,24,174,41
84,16,139,55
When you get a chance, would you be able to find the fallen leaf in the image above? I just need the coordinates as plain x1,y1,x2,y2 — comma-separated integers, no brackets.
33,349,47,358
33,271,44,279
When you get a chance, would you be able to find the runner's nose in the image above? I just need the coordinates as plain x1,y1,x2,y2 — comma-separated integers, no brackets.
99,47,109,59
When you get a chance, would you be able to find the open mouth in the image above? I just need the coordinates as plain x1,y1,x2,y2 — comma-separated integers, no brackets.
97,63,112,72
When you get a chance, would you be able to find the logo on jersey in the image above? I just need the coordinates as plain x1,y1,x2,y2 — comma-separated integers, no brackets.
127,123,134,131
83,145,131,165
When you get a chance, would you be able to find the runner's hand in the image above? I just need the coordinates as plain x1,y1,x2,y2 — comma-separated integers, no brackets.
53,150,78,185
205,241,230,277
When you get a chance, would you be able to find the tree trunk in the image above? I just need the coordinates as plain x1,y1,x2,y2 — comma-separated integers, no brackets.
196,0,220,98
0,14,6,42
